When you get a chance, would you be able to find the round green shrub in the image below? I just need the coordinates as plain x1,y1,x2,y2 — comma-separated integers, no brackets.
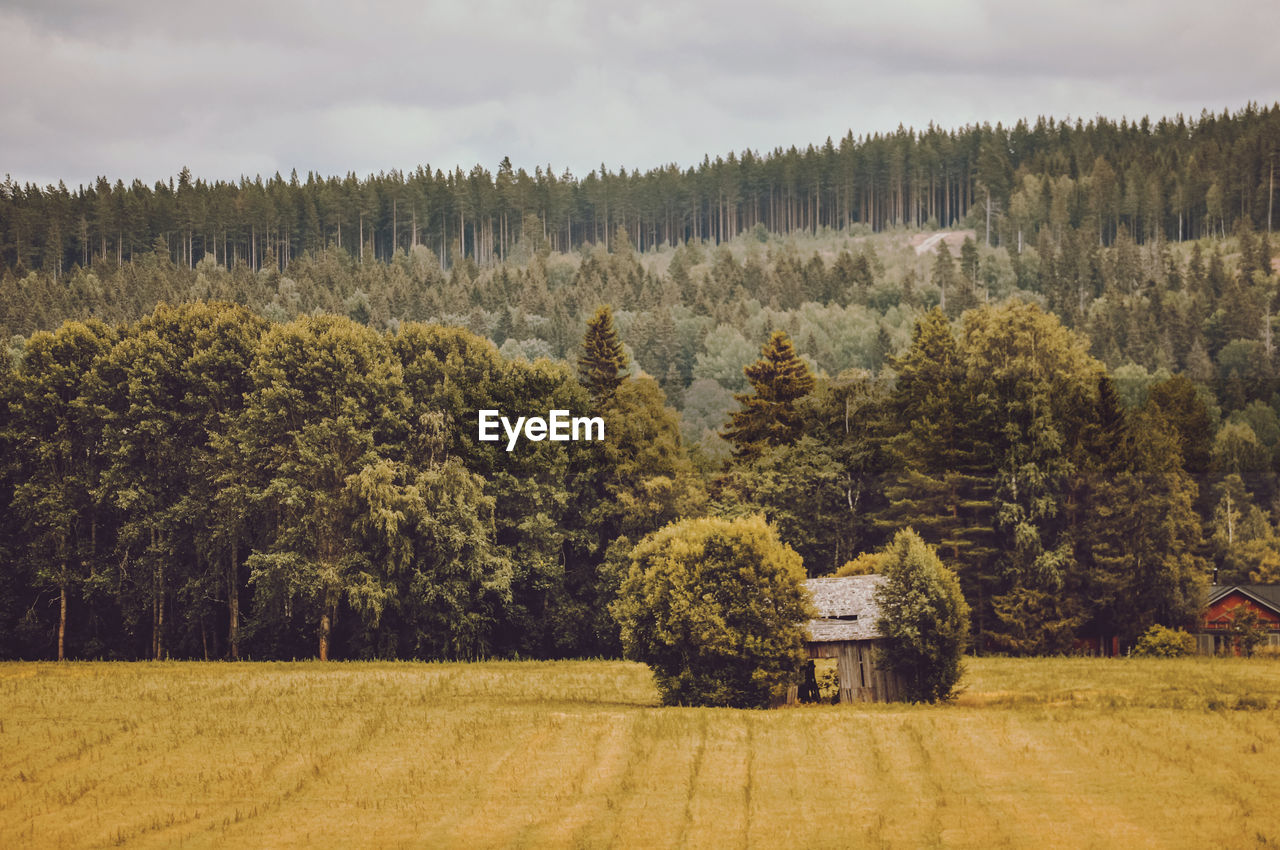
610,514,813,708
1133,624,1196,657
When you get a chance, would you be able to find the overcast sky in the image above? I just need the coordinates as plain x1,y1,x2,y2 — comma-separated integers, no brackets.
3,0,1278,189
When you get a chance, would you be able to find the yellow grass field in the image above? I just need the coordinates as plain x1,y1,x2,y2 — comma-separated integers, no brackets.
3,657,1280,849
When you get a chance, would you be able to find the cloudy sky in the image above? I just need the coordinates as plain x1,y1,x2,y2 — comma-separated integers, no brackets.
3,0,1278,188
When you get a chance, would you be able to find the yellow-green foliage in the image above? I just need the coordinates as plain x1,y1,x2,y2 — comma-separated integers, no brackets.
611,515,811,708
1133,624,1197,657
836,551,889,576
876,529,971,702
4,658,1280,849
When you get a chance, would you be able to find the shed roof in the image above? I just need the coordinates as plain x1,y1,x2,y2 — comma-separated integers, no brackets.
804,575,885,642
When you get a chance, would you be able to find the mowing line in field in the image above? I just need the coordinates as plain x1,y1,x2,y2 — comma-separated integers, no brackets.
674,712,709,850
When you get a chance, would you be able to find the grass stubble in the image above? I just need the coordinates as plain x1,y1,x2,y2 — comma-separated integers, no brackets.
2,657,1279,849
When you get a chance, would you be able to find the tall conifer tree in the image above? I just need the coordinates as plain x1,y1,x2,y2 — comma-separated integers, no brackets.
578,305,629,404
880,308,996,631
723,330,815,459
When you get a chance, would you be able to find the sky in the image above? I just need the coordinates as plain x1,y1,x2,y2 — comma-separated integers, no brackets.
3,0,1279,189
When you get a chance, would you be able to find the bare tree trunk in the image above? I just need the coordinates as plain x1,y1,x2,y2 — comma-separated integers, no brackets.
229,540,240,660
155,560,164,660
985,190,992,247
318,611,331,661
58,582,66,661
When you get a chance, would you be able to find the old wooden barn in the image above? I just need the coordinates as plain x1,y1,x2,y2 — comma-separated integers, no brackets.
788,575,905,704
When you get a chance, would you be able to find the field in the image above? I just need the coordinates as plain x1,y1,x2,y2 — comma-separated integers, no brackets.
4,658,1280,849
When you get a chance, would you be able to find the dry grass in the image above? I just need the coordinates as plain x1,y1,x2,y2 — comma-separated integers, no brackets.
3,657,1280,849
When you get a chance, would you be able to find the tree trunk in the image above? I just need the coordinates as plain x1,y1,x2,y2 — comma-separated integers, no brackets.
155,559,164,660
318,609,331,661
58,582,67,662
985,190,992,247
229,541,240,660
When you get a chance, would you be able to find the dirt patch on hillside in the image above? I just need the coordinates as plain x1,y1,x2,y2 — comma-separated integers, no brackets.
910,230,977,256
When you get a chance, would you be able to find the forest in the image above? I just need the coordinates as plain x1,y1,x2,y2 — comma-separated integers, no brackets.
2,103,1279,661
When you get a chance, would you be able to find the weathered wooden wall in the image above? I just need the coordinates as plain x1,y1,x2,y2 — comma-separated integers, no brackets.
787,640,904,704
833,640,901,703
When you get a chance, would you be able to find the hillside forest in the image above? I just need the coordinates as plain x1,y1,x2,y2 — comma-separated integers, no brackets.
2,104,1279,661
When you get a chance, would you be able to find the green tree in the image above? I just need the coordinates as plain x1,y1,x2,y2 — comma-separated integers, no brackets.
874,528,970,702
1143,375,1214,477
1074,409,1207,645
963,301,1102,644
723,330,815,459
727,436,846,574
7,320,115,659
344,430,509,660
1227,605,1267,657
932,242,957,313
235,315,408,660
578,305,628,404
611,515,812,708
100,302,264,660
986,586,1082,655
881,308,996,633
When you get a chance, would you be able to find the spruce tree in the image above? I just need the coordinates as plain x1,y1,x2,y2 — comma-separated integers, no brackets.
577,305,629,404
880,308,996,633
932,242,956,313
723,330,815,459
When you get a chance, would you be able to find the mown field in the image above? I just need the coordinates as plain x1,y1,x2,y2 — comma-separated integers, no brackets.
3,657,1280,849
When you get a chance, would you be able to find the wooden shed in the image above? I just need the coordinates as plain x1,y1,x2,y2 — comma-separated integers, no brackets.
787,575,905,704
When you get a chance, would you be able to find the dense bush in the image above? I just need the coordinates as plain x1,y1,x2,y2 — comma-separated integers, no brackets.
1133,625,1196,657
610,515,812,708
875,528,971,702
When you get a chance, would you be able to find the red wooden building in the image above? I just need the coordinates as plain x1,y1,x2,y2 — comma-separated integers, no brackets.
1196,585,1280,655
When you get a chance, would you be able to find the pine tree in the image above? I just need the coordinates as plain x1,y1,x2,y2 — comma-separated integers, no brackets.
1069,405,1207,648
960,236,980,285
932,242,956,313
722,330,815,459
578,305,629,404
880,308,997,634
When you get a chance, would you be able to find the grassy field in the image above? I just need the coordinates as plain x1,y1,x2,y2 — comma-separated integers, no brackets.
3,657,1280,849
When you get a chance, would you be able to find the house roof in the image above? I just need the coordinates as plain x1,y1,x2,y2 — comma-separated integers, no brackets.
804,575,885,642
1207,584,1280,616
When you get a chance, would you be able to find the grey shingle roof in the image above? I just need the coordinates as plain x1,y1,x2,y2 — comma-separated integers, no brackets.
803,575,885,642
1206,584,1280,615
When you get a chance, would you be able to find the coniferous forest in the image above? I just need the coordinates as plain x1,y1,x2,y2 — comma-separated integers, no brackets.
3,104,1280,661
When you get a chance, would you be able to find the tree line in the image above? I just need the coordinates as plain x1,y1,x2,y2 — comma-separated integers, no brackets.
6,293,1280,661
0,303,699,661
2,103,1277,277
5,101,1280,660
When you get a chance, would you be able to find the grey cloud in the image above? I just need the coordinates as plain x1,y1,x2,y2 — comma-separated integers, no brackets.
2,0,1278,188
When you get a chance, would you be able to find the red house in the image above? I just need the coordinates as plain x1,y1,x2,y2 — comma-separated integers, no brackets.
1196,585,1280,655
